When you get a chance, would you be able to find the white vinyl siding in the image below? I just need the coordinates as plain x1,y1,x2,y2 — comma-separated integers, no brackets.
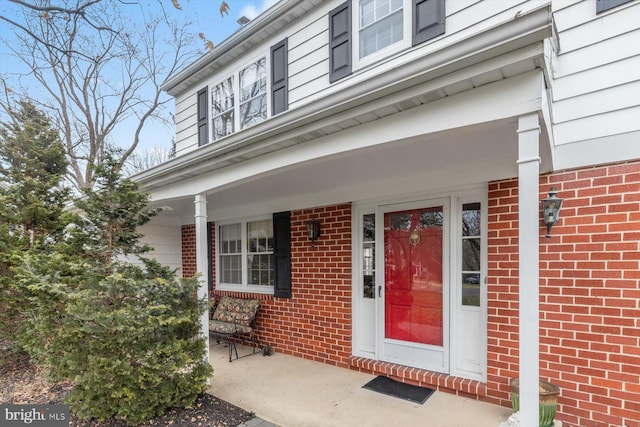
135,220,182,272
288,13,330,107
550,0,640,147
174,93,198,156
171,0,558,157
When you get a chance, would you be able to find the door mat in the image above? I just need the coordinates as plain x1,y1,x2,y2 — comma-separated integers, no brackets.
363,376,435,404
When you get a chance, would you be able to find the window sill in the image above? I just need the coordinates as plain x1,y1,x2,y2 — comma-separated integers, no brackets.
216,284,274,295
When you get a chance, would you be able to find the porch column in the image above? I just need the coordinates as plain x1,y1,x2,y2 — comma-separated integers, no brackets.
194,194,210,361
517,113,541,426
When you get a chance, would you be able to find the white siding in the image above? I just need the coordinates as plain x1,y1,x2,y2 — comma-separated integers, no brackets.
287,0,549,106
170,0,551,158
138,221,182,273
549,0,640,153
174,91,199,156
286,7,329,107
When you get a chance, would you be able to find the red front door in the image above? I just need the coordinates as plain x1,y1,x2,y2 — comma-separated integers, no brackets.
384,206,444,346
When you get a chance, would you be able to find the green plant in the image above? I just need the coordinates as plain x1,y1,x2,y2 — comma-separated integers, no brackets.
16,154,212,425
0,101,70,343
510,378,559,427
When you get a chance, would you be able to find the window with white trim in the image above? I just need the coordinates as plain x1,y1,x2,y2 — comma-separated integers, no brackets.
329,0,445,82
212,77,235,140
358,0,407,59
211,57,266,142
239,58,267,129
217,217,274,292
461,202,481,307
206,37,290,145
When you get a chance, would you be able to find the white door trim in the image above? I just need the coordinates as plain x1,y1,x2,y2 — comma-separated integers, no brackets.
376,198,451,373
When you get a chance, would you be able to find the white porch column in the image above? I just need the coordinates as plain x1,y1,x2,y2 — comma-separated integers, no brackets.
194,194,210,361
517,113,541,426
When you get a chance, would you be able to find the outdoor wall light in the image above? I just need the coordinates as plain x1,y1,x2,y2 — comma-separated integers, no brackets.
306,219,321,246
541,187,564,238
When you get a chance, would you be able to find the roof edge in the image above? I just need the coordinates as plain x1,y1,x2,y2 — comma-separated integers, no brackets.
161,0,304,95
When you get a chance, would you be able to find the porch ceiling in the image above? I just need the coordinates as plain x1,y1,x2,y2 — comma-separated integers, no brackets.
155,116,549,223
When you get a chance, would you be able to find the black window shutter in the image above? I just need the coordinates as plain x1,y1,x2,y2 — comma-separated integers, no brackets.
413,0,445,46
197,87,208,146
596,0,633,13
207,221,213,291
329,1,352,83
271,38,289,115
273,211,292,298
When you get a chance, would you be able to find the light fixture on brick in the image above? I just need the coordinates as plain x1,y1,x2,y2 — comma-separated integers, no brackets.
306,219,321,246
541,187,564,238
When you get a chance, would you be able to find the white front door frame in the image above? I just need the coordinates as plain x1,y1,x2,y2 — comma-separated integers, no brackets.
352,185,487,381
376,198,451,373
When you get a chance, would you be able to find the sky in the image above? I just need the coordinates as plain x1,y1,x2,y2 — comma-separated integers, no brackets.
0,0,279,155
129,0,280,152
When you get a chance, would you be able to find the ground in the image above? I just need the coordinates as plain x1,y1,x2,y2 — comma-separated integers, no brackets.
0,349,255,427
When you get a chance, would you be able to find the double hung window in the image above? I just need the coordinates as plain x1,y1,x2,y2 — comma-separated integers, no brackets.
329,0,445,82
359,0,406,59
218,218,274,292
212,77,235,140
210,57,268,142
239,58,267,129
200,38,288,146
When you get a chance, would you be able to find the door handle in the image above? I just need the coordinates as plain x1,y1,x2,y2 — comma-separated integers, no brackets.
378,286,381,298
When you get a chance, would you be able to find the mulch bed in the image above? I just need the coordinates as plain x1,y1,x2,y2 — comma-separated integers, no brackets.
0,348,255,427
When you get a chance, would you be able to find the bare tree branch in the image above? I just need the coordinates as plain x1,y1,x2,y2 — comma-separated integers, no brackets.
0,0,199,188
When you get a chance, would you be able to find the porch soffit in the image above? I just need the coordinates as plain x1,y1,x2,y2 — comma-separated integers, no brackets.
137,4,552,195
148,75,551,225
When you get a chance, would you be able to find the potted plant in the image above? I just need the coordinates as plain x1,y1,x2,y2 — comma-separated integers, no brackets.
509,378,559,427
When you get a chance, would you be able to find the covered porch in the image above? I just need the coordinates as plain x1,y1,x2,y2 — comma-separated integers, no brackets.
137,54,556,425
207,342,512,427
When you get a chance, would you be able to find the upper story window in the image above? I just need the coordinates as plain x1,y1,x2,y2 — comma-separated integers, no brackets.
329,0,445,83
211,58,267,142
358,0,407,59
239,58,267,129
201,39,288,145
212,77,234,140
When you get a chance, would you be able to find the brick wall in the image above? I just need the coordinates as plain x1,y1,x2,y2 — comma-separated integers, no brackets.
209,204,353,367
181,161,640,425
181,224,196,278
182,223,216,282
488,161,640,427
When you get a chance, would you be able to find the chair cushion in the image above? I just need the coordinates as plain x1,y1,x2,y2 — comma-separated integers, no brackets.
211,296,260,327
209,319,253,335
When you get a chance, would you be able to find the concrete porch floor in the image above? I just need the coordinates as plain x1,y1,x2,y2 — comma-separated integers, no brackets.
207,343,512,427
